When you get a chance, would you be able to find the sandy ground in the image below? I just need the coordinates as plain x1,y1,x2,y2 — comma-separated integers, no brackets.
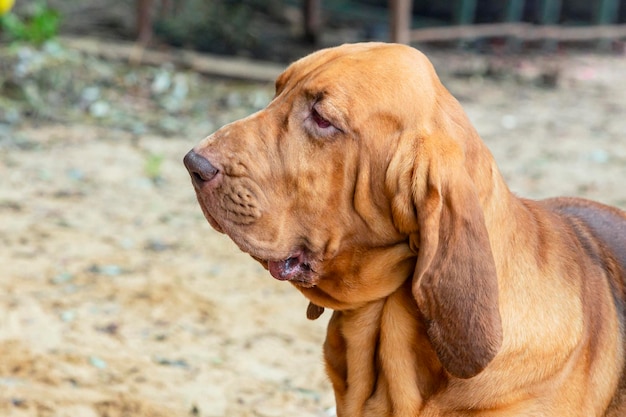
1,48,626,417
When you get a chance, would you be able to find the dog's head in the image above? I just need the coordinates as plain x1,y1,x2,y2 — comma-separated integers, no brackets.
185,43,502,378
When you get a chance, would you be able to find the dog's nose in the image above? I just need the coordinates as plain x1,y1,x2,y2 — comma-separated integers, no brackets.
183,150,218,185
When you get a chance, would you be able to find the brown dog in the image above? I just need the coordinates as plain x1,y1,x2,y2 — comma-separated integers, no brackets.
184,43,626,416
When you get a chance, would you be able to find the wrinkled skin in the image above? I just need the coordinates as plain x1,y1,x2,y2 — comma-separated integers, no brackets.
185,43,626,417
186,43,431,310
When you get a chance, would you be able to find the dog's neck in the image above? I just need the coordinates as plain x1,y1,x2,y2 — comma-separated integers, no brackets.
297,241,416,312
323,280,444,416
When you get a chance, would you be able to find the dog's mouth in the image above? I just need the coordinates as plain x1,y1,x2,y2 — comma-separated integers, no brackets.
265,251,318,287
195,196,319,287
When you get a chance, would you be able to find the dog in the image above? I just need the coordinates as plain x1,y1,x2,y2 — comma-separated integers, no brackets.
184,42,626,416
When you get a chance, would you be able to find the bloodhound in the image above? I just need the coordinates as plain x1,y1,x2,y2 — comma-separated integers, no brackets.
184,43,626,416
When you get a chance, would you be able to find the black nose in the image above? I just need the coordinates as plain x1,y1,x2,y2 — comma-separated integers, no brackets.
183,150,218,185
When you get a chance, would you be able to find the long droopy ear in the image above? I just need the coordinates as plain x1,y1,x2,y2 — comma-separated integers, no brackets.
402,136,502,379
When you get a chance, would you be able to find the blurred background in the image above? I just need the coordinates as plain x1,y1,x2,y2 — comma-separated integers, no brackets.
4,0,626,60
1,1,625,416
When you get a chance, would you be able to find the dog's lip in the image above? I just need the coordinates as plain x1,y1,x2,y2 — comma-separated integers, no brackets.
198,206,225,234
260,250,318,286
267,251,310,281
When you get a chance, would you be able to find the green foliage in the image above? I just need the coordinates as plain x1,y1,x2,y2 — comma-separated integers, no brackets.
1,1,60,45
144,153,165,182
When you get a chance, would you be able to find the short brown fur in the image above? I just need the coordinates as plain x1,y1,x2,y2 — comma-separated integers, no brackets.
186,43,626,416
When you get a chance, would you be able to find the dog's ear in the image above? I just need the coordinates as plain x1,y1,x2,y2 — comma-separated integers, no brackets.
415,154,502,379
391,135,503,379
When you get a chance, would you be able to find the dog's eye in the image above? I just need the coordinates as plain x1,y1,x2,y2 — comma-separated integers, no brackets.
311,107,332,129
305,102,341,138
